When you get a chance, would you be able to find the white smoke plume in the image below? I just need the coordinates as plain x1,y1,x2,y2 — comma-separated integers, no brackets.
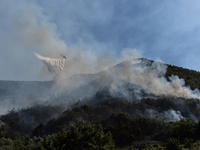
34,52,66,79
109,59,200,99
163,109,183,121
146,109,183,121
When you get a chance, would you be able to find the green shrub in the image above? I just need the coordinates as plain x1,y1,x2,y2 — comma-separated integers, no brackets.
139,142,148,150
0,137,13,147
184,138,194,150
51,120,115,150
166,137,180,150
170,118,196,141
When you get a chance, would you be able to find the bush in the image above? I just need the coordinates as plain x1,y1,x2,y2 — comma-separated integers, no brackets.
105,113,141,146
166,137,180,150
51,120,115,150
184,138,194,150
0,137,13,147
139,142,148,150
170,118,196,141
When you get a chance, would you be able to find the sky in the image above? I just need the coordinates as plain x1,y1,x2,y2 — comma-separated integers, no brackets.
1,0,200,80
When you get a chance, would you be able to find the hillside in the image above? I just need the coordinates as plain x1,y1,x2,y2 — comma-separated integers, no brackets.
0,58,200,149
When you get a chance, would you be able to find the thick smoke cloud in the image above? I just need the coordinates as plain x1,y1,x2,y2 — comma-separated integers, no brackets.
12,4,121,81
3,0,200,100
109,59,200,99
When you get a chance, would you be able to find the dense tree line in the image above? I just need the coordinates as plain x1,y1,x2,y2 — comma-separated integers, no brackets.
1,96,200,149
0,120,114,150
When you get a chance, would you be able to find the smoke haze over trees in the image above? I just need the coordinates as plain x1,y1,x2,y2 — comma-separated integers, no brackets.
2,0,200,149
0,59,200,148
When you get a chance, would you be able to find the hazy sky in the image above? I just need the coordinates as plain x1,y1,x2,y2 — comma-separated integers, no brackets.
1,0,200,80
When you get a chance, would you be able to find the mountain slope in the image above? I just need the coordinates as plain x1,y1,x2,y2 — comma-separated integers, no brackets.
55,58,200,104
0,58,200,114
0,58,200,148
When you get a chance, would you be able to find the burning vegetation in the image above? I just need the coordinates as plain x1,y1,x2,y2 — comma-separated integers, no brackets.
0,59,200,149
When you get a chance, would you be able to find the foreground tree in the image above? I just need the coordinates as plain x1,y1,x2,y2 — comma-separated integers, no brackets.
50,120,115,150
165,137,180,150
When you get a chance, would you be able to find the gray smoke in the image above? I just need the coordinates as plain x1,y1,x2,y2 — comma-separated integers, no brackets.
146,109,183,122
12,7,200,101
7,0,200,105
163,109,183,121
13,10,122,81
109,59,200,99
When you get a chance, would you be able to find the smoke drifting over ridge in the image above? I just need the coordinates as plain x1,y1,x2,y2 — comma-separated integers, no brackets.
0,1,199,112
109,59,200,99
10,2,200,101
